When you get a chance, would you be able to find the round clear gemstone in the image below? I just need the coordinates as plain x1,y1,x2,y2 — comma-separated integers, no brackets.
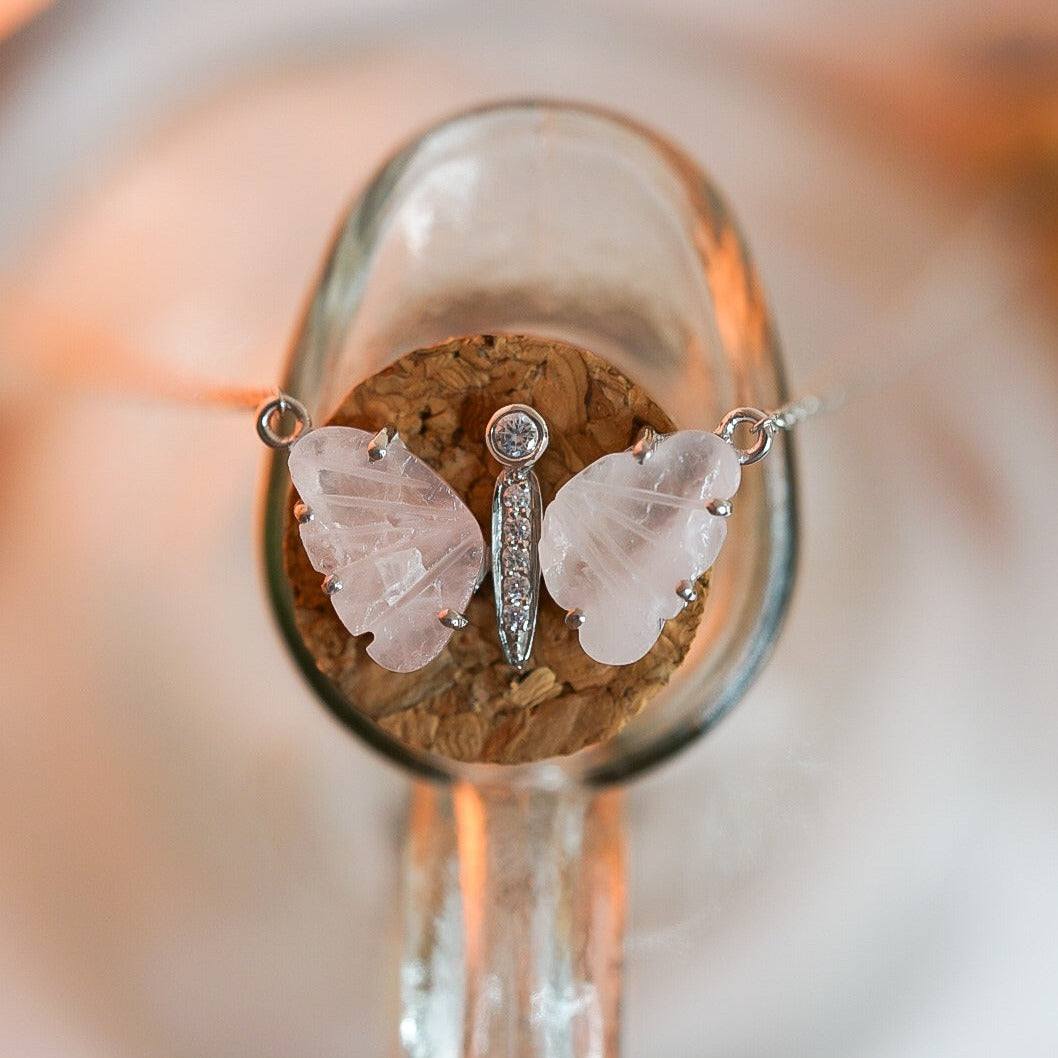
491,411,540,460
502,544,530,574
502,481,532,510
502,603,529,628
503,573,531,603
504,514,532,543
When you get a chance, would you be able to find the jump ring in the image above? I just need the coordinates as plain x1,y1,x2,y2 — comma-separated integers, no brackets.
716,406,775,465
256,393,312,449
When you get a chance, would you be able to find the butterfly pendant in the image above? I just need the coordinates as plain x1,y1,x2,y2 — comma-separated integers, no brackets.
284,404,741,673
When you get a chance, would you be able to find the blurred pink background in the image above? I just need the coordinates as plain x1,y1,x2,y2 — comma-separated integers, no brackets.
1,2,1057,1055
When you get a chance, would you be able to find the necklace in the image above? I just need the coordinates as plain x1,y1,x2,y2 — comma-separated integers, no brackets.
0,103,1009,772
256,376,786,673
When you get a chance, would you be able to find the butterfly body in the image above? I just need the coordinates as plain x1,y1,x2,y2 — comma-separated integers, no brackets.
491,467,544,669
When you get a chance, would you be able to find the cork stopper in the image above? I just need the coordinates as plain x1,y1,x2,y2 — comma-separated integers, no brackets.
282,334,709,764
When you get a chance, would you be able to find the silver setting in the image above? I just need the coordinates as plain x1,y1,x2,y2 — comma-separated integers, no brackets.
487,404,549,669
564,608,586,630
676,580,698,604
491,467,543,669
321,573,342,596
293,501,314,524
367,426,396,461
486,404,549,469
716,406,776,466
706,498,733,518
438,608,469,630
256,392,312,449
632,425,659,464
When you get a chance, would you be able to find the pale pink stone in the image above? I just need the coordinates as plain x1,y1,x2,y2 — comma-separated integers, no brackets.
539,431,741,666
287,427,484,672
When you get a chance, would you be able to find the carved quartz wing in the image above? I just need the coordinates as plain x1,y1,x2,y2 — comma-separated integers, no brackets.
287,426,485,672
539,430,741,666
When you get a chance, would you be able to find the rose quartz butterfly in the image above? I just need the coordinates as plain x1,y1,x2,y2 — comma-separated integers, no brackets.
267,396,754,673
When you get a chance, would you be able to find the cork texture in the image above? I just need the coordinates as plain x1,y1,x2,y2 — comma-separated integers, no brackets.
282,334,709,764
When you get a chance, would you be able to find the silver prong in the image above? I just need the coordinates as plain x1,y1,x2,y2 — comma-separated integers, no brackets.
706,498,733,517
293,501,314,524
676,580,698,604
367,426,395,461
632,426,658,464
564,608,586,630
322,573,343,596
438,608,469,630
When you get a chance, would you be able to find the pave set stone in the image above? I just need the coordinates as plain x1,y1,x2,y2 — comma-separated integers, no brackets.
503,512,533,545
497,473,535,631
501,544,530,574
502,480,532,511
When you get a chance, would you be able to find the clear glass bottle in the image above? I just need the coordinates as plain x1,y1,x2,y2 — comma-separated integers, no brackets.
262,101,796,1056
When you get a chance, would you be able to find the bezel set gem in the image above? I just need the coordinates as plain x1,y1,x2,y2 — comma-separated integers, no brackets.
485,404,550,469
